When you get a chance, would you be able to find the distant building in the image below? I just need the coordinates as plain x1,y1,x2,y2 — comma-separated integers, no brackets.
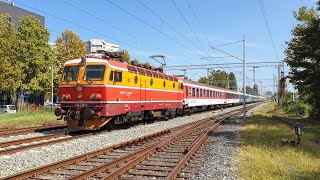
85,39,119,54
0,1,45,29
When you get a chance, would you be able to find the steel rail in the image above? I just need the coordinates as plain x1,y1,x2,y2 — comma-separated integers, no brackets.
0,125,67,138
4,119,206,179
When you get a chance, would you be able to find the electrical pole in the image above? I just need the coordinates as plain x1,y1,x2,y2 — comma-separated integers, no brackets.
51,66,54,111
207,68,210,85
273,74,275,101
277,65,281,104
252,66,258,84
243,34,246,121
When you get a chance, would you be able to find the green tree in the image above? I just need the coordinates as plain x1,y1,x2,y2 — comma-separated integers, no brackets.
0,14,23,99
228,72,237,90
209,70,228,88
198,77,208,84
285,2,320,119
241,86,254,95
121,49,130,63
55,29,86,69
16,16,53,93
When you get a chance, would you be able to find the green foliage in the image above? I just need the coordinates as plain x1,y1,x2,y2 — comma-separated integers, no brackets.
198,77,208,84
281,100,311,116
285,3,320,119
228,72,237,90
198,70,238,90
237,103,320,179
16,16,53,92
55,29,86,69
0,14,23,99
121,49,130,63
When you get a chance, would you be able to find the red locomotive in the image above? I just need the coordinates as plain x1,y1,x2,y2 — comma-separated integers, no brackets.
55,53,264,130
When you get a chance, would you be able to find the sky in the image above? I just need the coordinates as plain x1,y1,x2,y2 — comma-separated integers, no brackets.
5,0,318,94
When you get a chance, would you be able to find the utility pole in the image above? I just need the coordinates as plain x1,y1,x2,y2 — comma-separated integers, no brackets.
51,66,54,111
252,66,258,84
273,74,275,101
277,65,281,104
207,68,210,85
243,34,246,121
181,69,187,79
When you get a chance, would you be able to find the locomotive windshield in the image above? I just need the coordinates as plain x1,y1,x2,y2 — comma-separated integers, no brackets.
62,66,80,82
84,65,106,81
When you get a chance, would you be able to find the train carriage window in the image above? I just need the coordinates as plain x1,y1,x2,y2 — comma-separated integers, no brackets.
84,65,106,81
163,74,169,80
196,88,199,97
114,72,122,82
200,89,203,97
188,87,192,97
109,71,114,81
210,91,213,98
62,66,80,82
192,88,195,97
207,90,209,97
203,89,206,97
173,77,178,82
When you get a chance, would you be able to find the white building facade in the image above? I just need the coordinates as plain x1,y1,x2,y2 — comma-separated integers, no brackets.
85,39,119,53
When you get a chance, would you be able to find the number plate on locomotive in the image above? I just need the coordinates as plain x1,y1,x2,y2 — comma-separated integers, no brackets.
76,103,88,107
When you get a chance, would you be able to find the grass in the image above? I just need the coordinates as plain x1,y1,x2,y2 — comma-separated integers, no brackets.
236,102,320,179
0,110,61,128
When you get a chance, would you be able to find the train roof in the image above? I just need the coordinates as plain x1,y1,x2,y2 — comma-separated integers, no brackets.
182,78,240,94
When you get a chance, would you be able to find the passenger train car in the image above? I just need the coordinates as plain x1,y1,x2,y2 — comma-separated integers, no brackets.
55,53,265,130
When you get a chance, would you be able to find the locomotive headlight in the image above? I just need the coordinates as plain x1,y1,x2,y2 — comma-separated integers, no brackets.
89,93,102,100
61,94,71,100
94,94,102,100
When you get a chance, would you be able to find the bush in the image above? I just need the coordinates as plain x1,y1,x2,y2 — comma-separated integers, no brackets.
281,100,311,116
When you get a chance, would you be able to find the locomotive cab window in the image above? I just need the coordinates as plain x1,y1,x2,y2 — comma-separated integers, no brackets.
62,66,80,82
84,65,106,81
114,72,122,82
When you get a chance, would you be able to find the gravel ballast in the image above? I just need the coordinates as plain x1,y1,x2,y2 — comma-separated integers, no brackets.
193,103,268,180
0,128,69,143
0,104,262,178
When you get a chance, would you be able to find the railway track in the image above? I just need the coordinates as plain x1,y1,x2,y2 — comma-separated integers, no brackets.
0,130,102,156
0,124,67,138
5,104,258,179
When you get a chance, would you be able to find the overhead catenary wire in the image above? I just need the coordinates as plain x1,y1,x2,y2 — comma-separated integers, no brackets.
258,0,280,61
62,0,185,67
170,0,208,54
105,0,204,58
135,0,207,56
14,0,138,49
186,0,212,46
